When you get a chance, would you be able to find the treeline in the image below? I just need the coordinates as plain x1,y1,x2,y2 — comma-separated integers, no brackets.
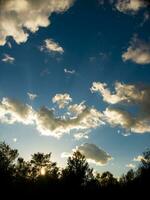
0,142,149,198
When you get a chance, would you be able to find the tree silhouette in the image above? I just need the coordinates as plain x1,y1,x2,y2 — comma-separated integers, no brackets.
0,142,18,185
61,151,93,189
29,152,59,182
0,141,149,197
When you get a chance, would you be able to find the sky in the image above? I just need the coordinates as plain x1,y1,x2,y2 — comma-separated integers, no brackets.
0,0,150,177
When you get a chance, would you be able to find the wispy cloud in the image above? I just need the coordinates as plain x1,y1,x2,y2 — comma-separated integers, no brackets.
27,93,38,101
52,93,72,109
133,155,145,162
122,35,150,65
126,163,136,169
64,68,76,74
2,54,15,64
40,39,64,54
140,12,150,27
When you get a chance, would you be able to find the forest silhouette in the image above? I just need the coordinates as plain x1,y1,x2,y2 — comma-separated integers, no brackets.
0,142,149,198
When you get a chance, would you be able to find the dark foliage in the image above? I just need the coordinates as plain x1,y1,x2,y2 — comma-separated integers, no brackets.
0,142,149,198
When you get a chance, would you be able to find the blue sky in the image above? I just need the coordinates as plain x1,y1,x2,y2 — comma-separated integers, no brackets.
0,0,150,177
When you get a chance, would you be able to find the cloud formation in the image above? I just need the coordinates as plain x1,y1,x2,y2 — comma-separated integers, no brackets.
35,106,103,138
62,143,112,166
64,68,76,74
2,54,15,63
0,95,103,138
115,0,149,14
52,93,72,109
0,97,34,125
122,36,150,65
91,81,150,134
40,39,64,54
133,155,145,162
68,101,86,115
0,0,74,46
27,92,37,101
126,163,136,169
77,143,112,166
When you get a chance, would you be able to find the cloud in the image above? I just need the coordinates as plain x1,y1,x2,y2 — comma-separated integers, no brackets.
2,54,15,63
62,143,112,166
91,81,150,105
0,0,74,46
68,101,86,115
52,93,72,109
35,106,103,138
0,96,103,138
104,108,134,130
61,152,71,158
133,155,145,162
126,163,136,169
115,0,149,14
140,12,150,26
40,39,64,54
0,97,34,125
64,68,76,74
122,35,150,65
91,82,125,104
27,92,38,101
91,81,150,134
77,143,112,166
61,143,112,166
74,130,89,140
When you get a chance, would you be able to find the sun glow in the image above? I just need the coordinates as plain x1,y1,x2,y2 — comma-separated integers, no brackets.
40,167,46,176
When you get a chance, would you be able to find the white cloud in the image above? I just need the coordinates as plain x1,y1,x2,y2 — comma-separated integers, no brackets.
103,107,150,134
126,163,136,169
27,92,38,101
40,39,64,54
2,54,15,63
104,108,134,130
77,143,112,166
133,155,145,162
91,81,150,105
0,0,74,46
91,81,150,134
0,97,34,125
0,96,103,138
122,35,150,65
64,68,76,74
74,130,89,140
61,152,71,158
61,143,112,166
91,81,143,104
115,0,148,14
35,106,103,138
68,101,86,115
52,93,72,109
91,82,124,104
